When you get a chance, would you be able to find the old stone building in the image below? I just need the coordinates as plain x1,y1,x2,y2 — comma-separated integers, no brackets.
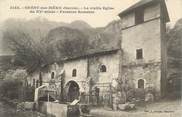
30,0,170,101
63,49,121,101
119,0,169,97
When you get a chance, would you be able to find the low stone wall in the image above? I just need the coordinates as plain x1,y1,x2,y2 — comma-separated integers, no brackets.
39,102,67,117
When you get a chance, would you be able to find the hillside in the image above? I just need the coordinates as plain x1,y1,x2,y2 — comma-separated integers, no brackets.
45,20,121,59
1,17,122,60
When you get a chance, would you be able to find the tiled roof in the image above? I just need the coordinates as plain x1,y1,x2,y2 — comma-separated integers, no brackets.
62,46,120,61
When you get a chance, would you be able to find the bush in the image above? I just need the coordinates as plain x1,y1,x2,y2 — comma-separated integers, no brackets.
25,86,35,101
0,79,22,100
134,88,145,101
126,89,135,102
145,87,156,96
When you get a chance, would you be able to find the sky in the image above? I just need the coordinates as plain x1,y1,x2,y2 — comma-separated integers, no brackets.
0,0,181,27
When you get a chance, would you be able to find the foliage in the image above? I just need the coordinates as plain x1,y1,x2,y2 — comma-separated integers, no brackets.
24,86,35,101
0,69,36,102
3,27,56,74
0,70,36,103
2,18,121,72
167,19,182,58
11,69,27,79
56,35,89,58
0,70,27,100
126,89,135,102
0,78,22,100
46,27,90,59
144,86,156,95
166,19,182,82
113,73,136,103
0,55,16,72
124,88,146,102
134,88,145,100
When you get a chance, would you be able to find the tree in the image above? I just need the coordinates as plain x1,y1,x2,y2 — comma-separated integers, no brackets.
167,19,182,59
166,18,182,94
3,26,56,85
46,27,90,59
56,37,89,58
0,69,27,100
166,19,182,74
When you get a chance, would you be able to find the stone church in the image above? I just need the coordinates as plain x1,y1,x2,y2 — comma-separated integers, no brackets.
29,0,170,101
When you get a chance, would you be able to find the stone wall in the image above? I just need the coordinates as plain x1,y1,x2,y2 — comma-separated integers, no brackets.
63,58,89,93
39,102,67,117
120,2,165,97
122,19,161,65
64,58,88,84
88,56,100,83
88,52,120,93
97,53,120,83
122,63,161,96
144,4,160,21
121,3,161,29
121,3,162,65
121,12,135,29
27,63,63,88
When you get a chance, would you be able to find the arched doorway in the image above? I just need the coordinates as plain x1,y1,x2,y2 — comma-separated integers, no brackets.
138,79,144,89
65,81,80,102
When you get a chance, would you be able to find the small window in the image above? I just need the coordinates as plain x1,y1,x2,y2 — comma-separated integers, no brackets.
138,79,144,89
136,49,143,59
100,65,107,72
135,8,144,25
51,72,55,79
72,69,77,77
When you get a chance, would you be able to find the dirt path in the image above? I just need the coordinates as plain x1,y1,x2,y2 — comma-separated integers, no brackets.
90,99,182,117
91,108,182,117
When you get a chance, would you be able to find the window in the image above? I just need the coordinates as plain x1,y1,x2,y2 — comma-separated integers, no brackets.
100,65,107,72
135,8,144,25
138,79,144,89
136,49,143,59
51,72,55,79
72,69,77,77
